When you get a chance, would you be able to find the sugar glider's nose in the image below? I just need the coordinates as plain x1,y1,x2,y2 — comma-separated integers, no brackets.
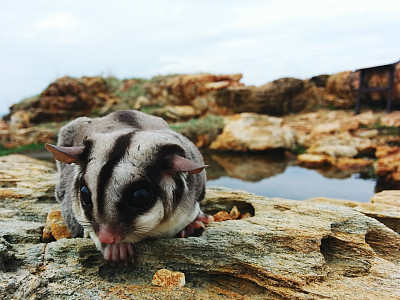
98,224,123,244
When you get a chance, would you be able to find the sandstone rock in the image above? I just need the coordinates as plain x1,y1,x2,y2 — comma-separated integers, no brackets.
325,71,359,108
374,147,400,182
375,146,400,158
306,132,373,157
297,153,333,168
355,129,379,138
334,157,372,171
151,105,202,122
7,76,119,123
145,73,244,106
370,190,400,207
381,111,400,127
254,78,312,115
152,269,185,287
210,113,296,151
0,154,56,200
9,111,31,129
0,127,56,149
305,195,400,233
0,120,9,131
325,64,400,109
1,156,400,299
169,74,243,103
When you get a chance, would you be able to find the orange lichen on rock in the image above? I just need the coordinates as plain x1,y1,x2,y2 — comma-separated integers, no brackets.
152,269,185,288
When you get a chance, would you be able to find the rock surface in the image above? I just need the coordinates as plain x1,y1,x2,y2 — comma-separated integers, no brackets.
6,76,119,123
210,113,296,151
1,155,400,299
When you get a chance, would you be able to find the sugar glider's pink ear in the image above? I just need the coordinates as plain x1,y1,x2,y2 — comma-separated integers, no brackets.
170,155,208,174
45,143,85,164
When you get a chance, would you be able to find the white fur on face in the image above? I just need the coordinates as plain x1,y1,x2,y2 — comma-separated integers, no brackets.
128,200,165,242
152,201,200,238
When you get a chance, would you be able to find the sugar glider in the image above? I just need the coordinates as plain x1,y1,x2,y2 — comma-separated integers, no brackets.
46,110,213,263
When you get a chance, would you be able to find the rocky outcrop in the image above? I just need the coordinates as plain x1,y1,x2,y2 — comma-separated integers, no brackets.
6,76,119,123
0,113,56,149
145,73,244,105
210,113,296,151
1,155,400,299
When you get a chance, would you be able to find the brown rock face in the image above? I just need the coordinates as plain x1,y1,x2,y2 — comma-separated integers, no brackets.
325,71,359,108
145,73,244,105
370,190,400,207
211,77,325,116
374,146,400,183
7,76,119,123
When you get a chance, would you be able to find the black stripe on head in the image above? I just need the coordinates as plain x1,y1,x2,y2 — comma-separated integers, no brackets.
146,144,187,213
97,132,134,214
77,139,93,193
81,139,94,163
114,110,139,128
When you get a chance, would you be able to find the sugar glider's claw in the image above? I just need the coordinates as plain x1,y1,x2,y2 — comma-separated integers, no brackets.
179,211,214,238
102,242,135,264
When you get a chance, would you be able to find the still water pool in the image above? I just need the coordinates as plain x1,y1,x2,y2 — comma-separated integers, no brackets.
204,152,377,203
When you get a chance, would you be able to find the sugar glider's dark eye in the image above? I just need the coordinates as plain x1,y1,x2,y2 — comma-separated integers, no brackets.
80,185,92,208
128,188,153,209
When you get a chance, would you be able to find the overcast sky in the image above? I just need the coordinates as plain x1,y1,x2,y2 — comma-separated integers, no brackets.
1,0,399,116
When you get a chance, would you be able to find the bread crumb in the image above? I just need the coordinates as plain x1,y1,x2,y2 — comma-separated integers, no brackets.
229,206,241,220
213,211,231,222
152,269,185,287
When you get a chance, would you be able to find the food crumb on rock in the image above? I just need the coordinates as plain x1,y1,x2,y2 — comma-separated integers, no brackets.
152,269,186,287
213,211,232,222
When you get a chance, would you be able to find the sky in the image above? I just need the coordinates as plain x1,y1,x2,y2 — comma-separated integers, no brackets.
1,0,399,116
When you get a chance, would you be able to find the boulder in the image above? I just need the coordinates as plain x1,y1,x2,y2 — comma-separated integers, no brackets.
370,190,400,207
210,113,296,151
211,77,325,116
374,146,400,183
7,76,119,123
381,111,400,127
9,111,31,130
0,127,56,149
306,132,374,157
325,71,359,108
145,73,244,106
1,155,400,298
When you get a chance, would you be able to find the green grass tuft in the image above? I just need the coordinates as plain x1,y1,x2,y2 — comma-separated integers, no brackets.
0,143,45,156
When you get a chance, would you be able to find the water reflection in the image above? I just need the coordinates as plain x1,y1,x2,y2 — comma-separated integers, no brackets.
203,151,379,202
203,151,290,181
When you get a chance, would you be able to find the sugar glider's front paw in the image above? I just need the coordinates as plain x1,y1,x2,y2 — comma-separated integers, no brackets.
179,211,214,238
102,243,135,263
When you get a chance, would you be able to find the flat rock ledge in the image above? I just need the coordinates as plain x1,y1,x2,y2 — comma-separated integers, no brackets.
1,155,400,299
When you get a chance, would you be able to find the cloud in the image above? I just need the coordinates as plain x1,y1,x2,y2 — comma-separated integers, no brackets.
26,13,78,39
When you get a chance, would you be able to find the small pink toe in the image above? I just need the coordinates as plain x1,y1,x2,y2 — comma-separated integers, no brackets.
179,211,213,238
102,242,135,263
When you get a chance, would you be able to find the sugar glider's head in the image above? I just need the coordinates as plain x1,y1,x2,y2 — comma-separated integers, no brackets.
46,129,207,244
